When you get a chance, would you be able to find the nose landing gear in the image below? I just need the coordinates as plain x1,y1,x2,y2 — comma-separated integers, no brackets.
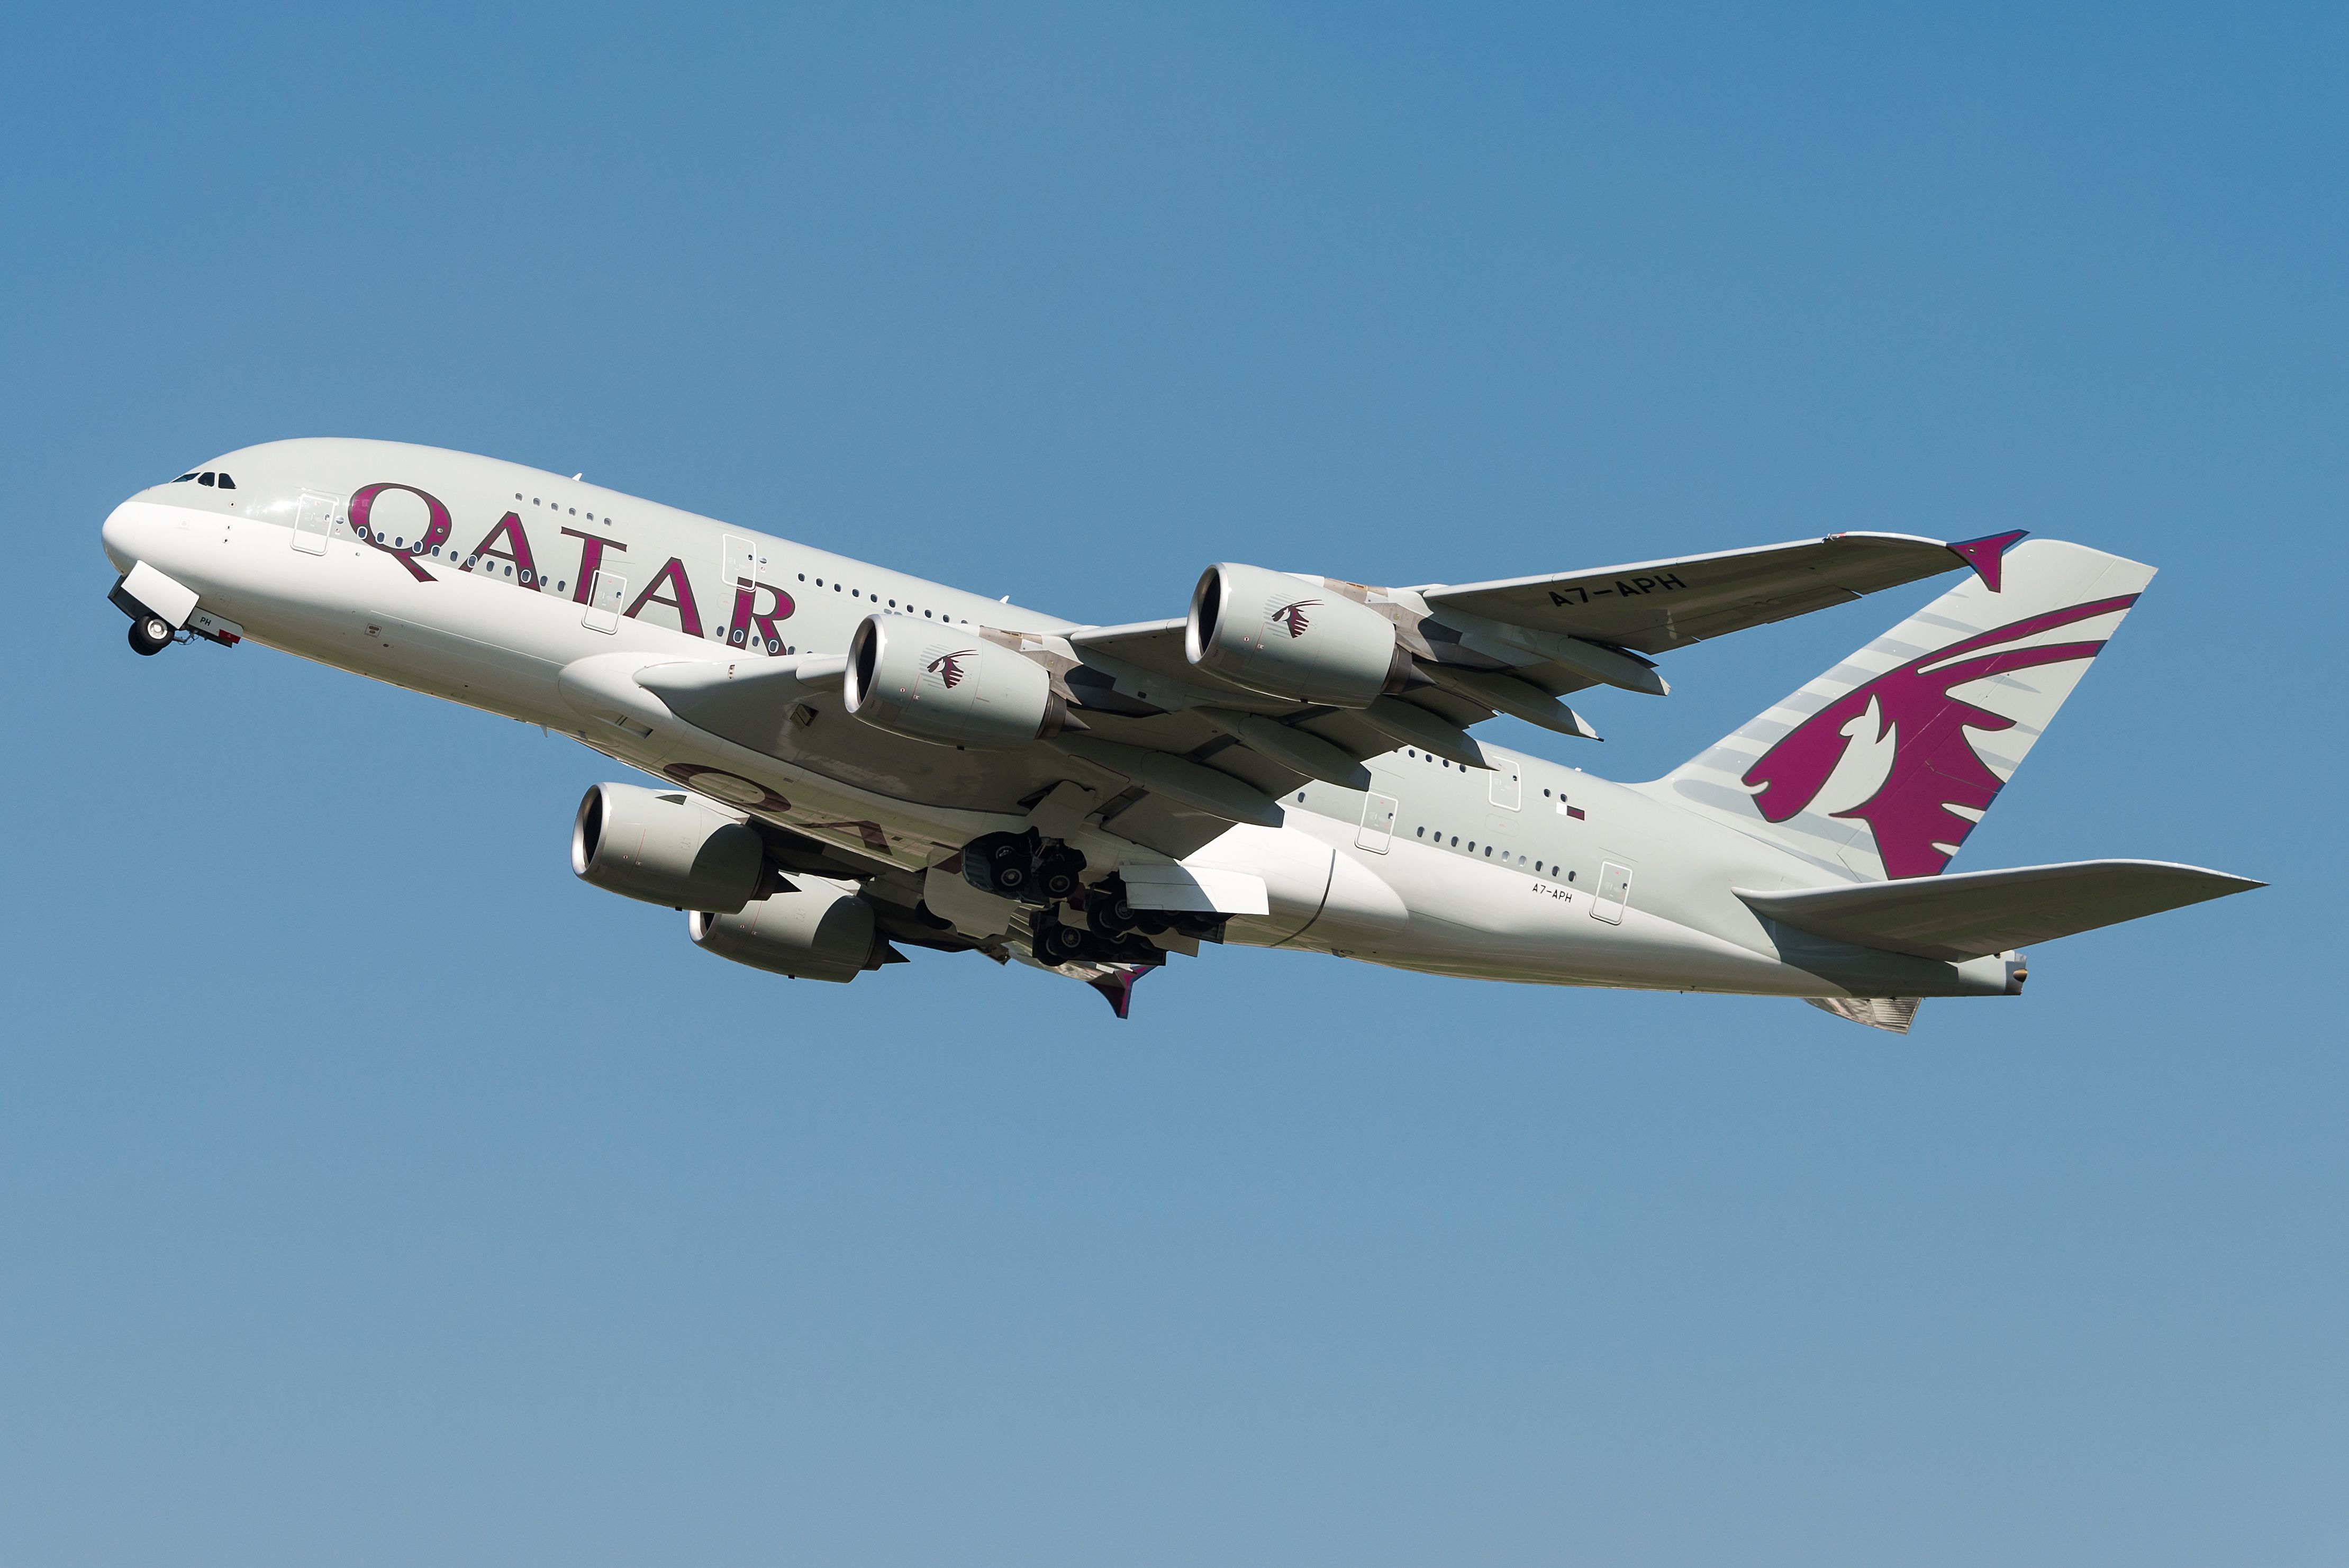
128,614,175,656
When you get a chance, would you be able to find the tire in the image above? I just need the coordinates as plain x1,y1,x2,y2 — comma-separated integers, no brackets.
987,840,1031,892
129,615,173,656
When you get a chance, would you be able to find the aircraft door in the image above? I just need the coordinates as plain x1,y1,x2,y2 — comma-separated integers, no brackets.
292,490,339,555
1590,862,1633,926
722,534,760,593
584,572,628,633
1488,758,1522,809
1356,791,1398,853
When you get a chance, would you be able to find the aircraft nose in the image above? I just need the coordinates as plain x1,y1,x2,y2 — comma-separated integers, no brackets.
100,499,149,574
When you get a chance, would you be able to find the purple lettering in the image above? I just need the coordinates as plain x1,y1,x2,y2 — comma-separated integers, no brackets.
466,511,539,582
624,557,705,637
562,527,627,604
349,482,452,583
728,581,796,653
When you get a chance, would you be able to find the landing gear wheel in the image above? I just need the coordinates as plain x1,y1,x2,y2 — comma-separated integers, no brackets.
129,615,174,656
1036,920,1089,963
1087,882,1137,936
1036,847,1085,903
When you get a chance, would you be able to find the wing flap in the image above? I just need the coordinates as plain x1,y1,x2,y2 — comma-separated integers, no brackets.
1740,859,2264,962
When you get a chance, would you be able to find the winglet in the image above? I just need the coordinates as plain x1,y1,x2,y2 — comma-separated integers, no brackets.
1947,530,2029,592
1088,966,1147,1019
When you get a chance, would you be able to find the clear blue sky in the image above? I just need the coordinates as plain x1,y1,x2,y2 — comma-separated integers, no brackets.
3,5,2342,1564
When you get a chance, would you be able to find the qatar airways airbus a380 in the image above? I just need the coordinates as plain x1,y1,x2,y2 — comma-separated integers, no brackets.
100,439,2257,1028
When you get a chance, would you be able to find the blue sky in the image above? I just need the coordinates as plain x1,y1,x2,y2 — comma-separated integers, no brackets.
3,5,2343,1564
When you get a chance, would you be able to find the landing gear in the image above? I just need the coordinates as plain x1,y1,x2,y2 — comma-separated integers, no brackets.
964,829,1045,901
1032,914,1091,964
128,614,174,656
962,830,1089,907
1035,844,1086,903
1086,877,1137,936
1135,909,1229,943
1031,911,1166,969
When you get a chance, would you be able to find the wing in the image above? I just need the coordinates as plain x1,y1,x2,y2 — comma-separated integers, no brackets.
1053,532,1997,819
1414,531,1996,656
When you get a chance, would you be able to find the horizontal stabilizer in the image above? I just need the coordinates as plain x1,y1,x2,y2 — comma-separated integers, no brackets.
1741,859,2263,962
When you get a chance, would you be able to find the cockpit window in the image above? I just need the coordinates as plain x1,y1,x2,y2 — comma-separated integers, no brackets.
198,473,215,486
215,473,234,489
174,472,198,483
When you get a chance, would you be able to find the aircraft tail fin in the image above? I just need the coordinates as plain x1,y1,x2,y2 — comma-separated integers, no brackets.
1655,537,2154,881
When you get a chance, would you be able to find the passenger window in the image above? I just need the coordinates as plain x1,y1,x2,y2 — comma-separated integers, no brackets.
198,473,215,486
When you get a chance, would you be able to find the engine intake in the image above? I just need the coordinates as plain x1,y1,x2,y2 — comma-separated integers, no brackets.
843,614,1068,748
687,881,887,982
1185,563,1406,706
572,782,764,912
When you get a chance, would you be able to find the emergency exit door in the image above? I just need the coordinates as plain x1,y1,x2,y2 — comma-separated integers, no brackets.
583,572,628,633
722,534,760,589
1590,862,1633,926
291,491,339,555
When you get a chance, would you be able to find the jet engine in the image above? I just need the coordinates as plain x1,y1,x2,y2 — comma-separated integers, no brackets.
687,881,890,982
844,614,1070,748
1185,563,1409,706
572,782,764,912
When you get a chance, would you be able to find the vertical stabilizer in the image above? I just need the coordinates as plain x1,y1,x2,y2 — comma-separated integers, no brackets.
1654,538,2153,882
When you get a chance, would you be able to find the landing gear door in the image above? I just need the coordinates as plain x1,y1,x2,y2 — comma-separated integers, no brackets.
1590,861,1632,926
584,572,628,633
1355,791,1398,853
292,491,340,555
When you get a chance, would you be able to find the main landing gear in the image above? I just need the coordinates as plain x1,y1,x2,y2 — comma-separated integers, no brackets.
960,829,1085,904
958,832,1230,966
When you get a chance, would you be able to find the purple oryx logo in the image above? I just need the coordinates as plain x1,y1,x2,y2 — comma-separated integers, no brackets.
1742,595,2138,879
1268,599,1319,638
927,649,976,688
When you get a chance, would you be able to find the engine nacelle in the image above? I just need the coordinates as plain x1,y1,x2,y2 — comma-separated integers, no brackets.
843,614,1068,748
687,881,886,982
572,782,764,912
1185,563,1405,706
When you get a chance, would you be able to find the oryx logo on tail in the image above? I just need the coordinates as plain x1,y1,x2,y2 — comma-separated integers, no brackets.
1267,599,1319,638
927,649,976,688
1742,595,2139,878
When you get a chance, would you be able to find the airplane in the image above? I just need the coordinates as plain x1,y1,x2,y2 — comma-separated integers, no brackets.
98,439,2260,1030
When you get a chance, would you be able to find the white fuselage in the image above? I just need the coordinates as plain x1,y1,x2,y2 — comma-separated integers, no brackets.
99,438,2009,1001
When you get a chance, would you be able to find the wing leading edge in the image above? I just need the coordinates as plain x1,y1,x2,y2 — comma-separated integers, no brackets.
1413,531,2005,656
